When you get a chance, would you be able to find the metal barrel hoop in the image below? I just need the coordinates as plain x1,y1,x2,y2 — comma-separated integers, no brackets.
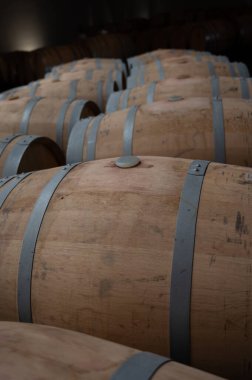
240,77,250,99
210,76,220,97
146,81,157,103
106,91,122,113
123,105,138,156
227,62,236,77
29,82,40,98
2,136,40,177
66,118,92,164
121,89,131,110
86,114,104,161
237,62,250,78
110,352,171,380
96,58,102,69
68,99,88,138
155,59,165,80
56,99,74,147
170,160,210,364
17,163,79,323
0,135,21,157
0,172,32,209
19,97,43,135
212,96,226,163
97,80,103,110
68,79,79,100
207,62,216,76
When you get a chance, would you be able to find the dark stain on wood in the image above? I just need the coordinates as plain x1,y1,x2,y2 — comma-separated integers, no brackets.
102,252,115,266
99,279,112,298
235,211,249,236
150,225,164,237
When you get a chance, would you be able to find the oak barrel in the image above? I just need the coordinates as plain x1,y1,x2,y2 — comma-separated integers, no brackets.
106,77,252,112
0,78,118,112
0,156,251,379
189,19,237,53
0,322,225,380
0,97,99,151
68,98,252,167
85,33,134,59
34,44,91,78
128,50,229,68
0,134,65,177
127,59,250,88
45,69,126,90
128,49,198,64
0,51,37,89
50,58,126,76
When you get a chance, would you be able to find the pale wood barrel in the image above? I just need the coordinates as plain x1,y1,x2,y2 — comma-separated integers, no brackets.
0,156,251,379
127,59,250,88
128,49,201,65
0,322,225,380
50,58,126,76
0,78,118,112
128,50,229,68
0,134,65,177
0,97,99,151
68,98,252,167
106,77,252,112
44,69,126,90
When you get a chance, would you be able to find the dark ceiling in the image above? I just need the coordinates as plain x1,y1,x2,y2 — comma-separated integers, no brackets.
0,0,251,52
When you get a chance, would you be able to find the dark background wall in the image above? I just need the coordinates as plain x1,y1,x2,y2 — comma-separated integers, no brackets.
0,0,252,52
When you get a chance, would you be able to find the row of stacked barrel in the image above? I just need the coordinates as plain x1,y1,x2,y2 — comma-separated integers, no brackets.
118,10,252,57
1,7,252,91
0,49,251,380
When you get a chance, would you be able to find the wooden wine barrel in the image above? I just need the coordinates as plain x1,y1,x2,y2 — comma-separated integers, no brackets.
34,44,92,79
166,17,238,54
189,19,237,53
0,156,251,380
68,98,252,167
50,58,126,76
45,69,126,90
127,59,250,88
0,78,118,112
237,13,252,48
0,85,29,100
166,24,195,49
0,97,99,151
106,77,252,112
55,43,89,61
128,49,229,68
127,49,201,66
0,51,37,90
128,55,231,77
0,322,225,380
0,135,65,177
130,29,153,55
85,33,134,59
34,47,67,79
115,33,136,60
85,34,110,57
0,55,8,90
89,32,134,58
